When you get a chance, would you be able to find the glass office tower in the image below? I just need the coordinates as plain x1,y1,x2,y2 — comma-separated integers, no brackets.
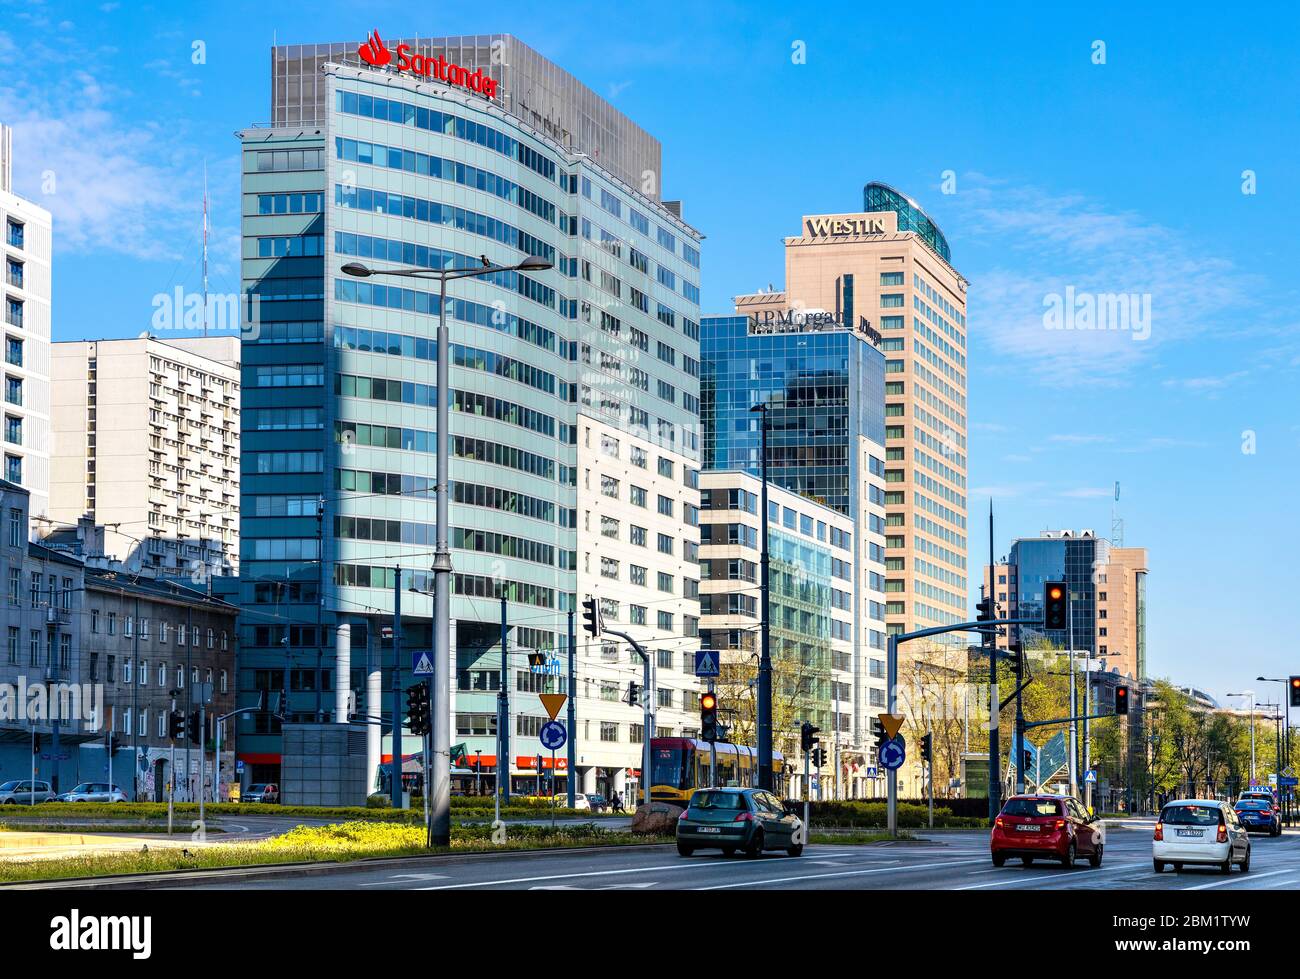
700,315,888,757
238,38,703,799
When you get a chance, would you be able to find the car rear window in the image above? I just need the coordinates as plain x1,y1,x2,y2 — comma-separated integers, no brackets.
691,791,749,811
1235,800,1269,810
1001,798,1061,817
1162,805,1221,826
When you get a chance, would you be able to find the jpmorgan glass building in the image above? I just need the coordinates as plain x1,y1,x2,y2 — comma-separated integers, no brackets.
238,36,704,799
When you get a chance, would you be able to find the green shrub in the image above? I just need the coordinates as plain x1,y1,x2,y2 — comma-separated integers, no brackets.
365,795,392,809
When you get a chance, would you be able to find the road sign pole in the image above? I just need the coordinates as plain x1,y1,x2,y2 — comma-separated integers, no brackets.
886,633,898,836
551,748,556,830
709,679,717,788
566,609,576,810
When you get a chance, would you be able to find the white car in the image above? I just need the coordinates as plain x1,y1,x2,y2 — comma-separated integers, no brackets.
1153,799,1251,874
571,793,592,811
56,783,128,803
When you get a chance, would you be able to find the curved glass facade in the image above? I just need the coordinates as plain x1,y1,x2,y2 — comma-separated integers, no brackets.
863,181,951,263
239,59,702,788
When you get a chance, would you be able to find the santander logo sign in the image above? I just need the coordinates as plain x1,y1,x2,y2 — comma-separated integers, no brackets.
357,30,500,100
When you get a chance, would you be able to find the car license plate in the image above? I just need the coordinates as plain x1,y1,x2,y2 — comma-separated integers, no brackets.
698,827,721,834
1015,825,1041,832
1176,829,1204,837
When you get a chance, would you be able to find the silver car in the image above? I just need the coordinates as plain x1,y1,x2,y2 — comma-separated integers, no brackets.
56,782,128,803
0,779,56,804
1153,799,1251,874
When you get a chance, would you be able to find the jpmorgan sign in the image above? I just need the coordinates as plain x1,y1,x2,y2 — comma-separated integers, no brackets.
748,309,883,346
804,216,886,238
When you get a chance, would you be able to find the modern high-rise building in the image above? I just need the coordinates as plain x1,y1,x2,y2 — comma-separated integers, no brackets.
700,313,888,768
729,183,970,639
1,122,53,529
49,336,241,576
237,35,703,801
985,530,1148,681
699,469,884,798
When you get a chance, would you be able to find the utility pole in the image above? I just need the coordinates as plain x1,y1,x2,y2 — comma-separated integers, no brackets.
985,501,999,824
751,403,773,791
497,593,510,804
1067,588,1077,797
566,608,576,809
390,568,403,809
1014,639,1026,795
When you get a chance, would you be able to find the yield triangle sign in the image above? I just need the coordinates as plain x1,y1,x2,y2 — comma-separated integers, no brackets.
878,713,905,740
539,693,568,721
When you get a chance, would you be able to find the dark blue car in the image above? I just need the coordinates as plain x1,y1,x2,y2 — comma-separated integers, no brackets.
1233,798,1281,836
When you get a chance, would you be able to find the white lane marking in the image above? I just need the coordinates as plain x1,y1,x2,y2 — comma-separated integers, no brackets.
420,859,737,889
419,848,895,890
1182,869,1290,891
360,873,449,886
965,868,1001,876
954,862,1143,890
692,857,988,890
1265,877,1298,888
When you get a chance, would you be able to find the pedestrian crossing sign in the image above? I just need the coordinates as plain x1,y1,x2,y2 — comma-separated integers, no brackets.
411,651,434,676
694,650,721,677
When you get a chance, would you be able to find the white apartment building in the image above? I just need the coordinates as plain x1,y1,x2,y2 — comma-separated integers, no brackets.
700,469,888,800
571,414,702,802
50,335,241,576
1,122,53,529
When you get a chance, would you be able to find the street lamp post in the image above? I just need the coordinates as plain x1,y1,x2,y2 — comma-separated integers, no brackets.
343,254,551,846
1257,677,1293,824
749,402,773,791
1227,690,1256,785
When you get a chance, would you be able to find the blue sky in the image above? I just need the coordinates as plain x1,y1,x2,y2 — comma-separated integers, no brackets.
3,0,1298,703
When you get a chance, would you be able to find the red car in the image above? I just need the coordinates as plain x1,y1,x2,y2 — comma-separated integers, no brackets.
990,794,1105,868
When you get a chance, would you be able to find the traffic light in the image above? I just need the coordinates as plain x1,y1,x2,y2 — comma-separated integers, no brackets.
187,710,201,743
580,596,603,638
1115,685,1130,716
699,691,719,743
871,716,886,746
405,683,430,736
1022,747,1033,777
625,681,641,707
1044,581,1067,630
919,733,933,763
800,721,821,753
169,710,186,740
1290,676,1300,709
32,732,40,754
527,651,546,670
812,747,827,768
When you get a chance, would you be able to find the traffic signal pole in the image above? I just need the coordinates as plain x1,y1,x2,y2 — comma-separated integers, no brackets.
754,405,773,792
566,609,576,810
888,616,1044,836
391,569,403,809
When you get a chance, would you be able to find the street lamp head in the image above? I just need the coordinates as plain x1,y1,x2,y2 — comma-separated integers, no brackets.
749,403,766,413
517,255,553,272
341,262,372,278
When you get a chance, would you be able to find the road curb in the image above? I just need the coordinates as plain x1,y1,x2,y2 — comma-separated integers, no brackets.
0,841,677,890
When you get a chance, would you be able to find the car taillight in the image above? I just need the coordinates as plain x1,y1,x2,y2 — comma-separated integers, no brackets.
1217,825,1228,843
994,816,1004,829
734,811,753,823
678,809,688,820
1154,822,1163,841
1055,819,1066,830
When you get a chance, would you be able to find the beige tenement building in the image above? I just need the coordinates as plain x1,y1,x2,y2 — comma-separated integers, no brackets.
733,183,970,640
50,336,241,575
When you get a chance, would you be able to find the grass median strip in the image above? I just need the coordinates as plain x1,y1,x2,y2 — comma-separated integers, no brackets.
0,800,614,824
0,821,669,884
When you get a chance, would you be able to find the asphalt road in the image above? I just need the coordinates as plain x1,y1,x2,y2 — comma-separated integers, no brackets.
180,823,1300,891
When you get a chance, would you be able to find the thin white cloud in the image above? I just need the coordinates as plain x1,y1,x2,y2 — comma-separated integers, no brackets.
1048,434,1114,445
1161,371,1248,392
950,175,1256,383
1059,487,1113,499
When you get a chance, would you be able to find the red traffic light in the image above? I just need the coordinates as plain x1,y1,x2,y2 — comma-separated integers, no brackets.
700,692,717,711
1048,585,1063,600
1115,686,1130,715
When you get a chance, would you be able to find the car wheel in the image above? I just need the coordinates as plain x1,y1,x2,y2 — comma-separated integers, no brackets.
1062,840,1076,868
1220,855,1233,874
1022,856,1034,866
1240,847,1250,872
722,847,736,857
1152,859,1164,873
1089,842,1103,868
745,829,765,858
1173,862,1183,872
786,843,804,858
676,841,694,857
992,853,1006,867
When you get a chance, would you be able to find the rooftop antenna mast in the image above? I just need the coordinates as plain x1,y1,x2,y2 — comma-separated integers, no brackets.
202,160,210,338
1111,481,1124,547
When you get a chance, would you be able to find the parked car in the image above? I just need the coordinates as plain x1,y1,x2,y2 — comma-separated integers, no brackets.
1153,799,1251,873
242,783,279,804
1232,798,1281,836
570,793,592,811
56,783,127,803
0,779,56,804
585,793,608,813
676,787,803,858
990,794,1105,868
